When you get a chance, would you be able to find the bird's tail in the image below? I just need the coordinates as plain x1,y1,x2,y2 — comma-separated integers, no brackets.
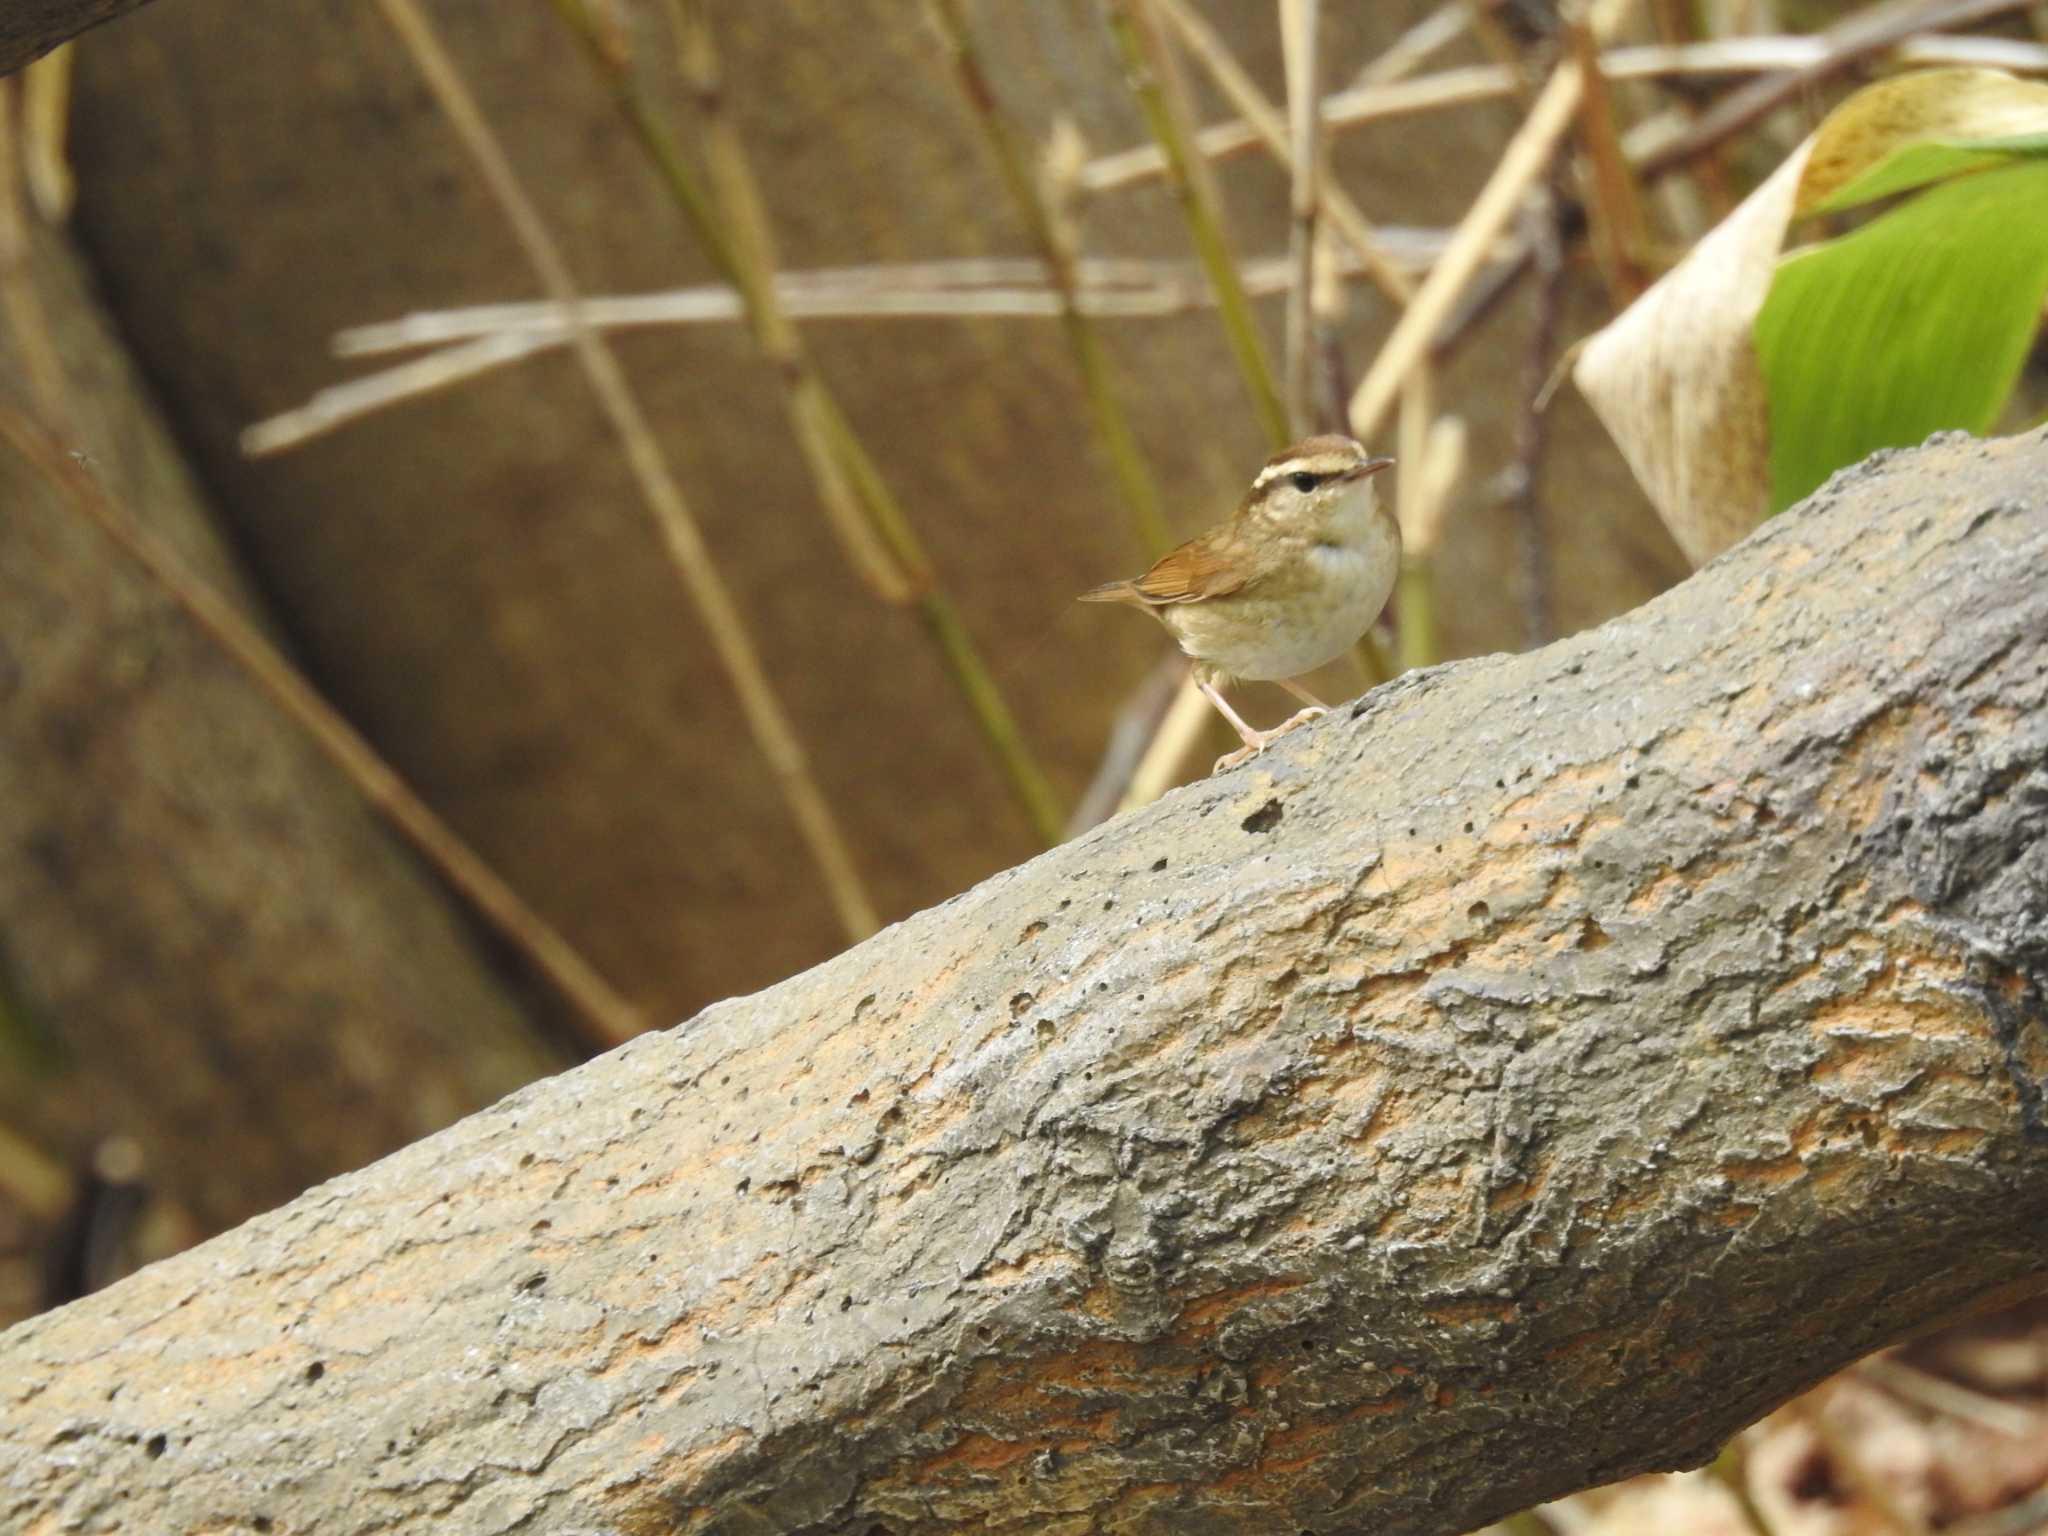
1076,579,1141,605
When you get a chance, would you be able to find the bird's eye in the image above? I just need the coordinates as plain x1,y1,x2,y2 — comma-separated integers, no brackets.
1289,471,1320,493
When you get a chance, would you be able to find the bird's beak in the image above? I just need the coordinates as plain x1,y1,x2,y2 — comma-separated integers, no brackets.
1343,457,1396,482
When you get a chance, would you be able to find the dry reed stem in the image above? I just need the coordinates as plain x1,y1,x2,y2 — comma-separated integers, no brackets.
0,89,68,417
372,0,882,941
1280,0,1324,433
1150,0,1416,306
667,0,1065,842
1117,670,1215,813
1566,4,1653,304
0,408,651,1052
1634,0,2043,182
0,1120,71,1224
1106,0,1290,447
548,0,1064,845
20,44,75,223
926,0,1172,556
1354,2,1471,88
660,0,910,607
1079,28,2048,194
1348,0,1636,442
1064,650,1185,835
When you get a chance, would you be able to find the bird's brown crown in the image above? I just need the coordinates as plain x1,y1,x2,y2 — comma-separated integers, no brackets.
1248,435,1379,499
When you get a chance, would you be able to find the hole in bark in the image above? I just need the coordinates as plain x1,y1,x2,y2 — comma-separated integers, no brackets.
1019,921,1047,942
1467,901,1490,922
1242,799,1283,834
253,1519,274,1533
1151,857,1168,871
1464,821,1475,833
735,1178,751,1197
518,1272,546,1294
304,1361,325,1384
144,1434,166,1459
976,1324,993,1341
1579,918,1610,950
531,1219,551,1234
518,1152,534,1168
850,1088,870,1106
1756,802,1776,824
841,1294,854,1311
1009,992,1034,1018
1036,1019,1055,1045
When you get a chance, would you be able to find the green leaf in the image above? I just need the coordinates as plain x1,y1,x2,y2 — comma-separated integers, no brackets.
1810,132,2048,215
1757,160,2048,513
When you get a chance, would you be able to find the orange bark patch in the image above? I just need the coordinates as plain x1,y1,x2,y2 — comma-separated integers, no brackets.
1175,1276,1304,1337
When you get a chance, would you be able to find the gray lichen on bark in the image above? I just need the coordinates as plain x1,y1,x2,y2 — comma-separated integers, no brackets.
2,428,2045,1534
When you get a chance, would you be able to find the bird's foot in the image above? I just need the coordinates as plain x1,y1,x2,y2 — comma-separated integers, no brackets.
1209,707,1326,773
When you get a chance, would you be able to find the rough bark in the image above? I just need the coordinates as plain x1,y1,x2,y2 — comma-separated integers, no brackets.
3,428,2045,1534
0,212,562,1257
0,0,154,75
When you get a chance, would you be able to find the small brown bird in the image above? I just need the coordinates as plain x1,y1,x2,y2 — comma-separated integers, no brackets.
1080,435,1397,768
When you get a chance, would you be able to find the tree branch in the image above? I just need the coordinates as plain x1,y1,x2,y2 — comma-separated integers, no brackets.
4,430,2046,1533
1,0,156,76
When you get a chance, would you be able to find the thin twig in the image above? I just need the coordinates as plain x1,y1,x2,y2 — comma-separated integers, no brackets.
1280,0,1324,433
926,0,1172,556
0,407,650,1052
372,0,881,940
1105,0,1290,447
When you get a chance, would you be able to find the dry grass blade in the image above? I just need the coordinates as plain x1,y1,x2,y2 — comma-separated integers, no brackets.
0,408,650,1052
371,0,881,942
1105,0,1291,447
242,329,558,455
243,242,1479,458
926,0,1172,556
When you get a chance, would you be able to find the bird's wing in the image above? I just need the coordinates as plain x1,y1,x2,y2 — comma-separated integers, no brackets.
1106,531,1255,606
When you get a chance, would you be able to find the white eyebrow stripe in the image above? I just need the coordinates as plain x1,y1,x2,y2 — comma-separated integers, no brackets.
1253,456,1352,490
